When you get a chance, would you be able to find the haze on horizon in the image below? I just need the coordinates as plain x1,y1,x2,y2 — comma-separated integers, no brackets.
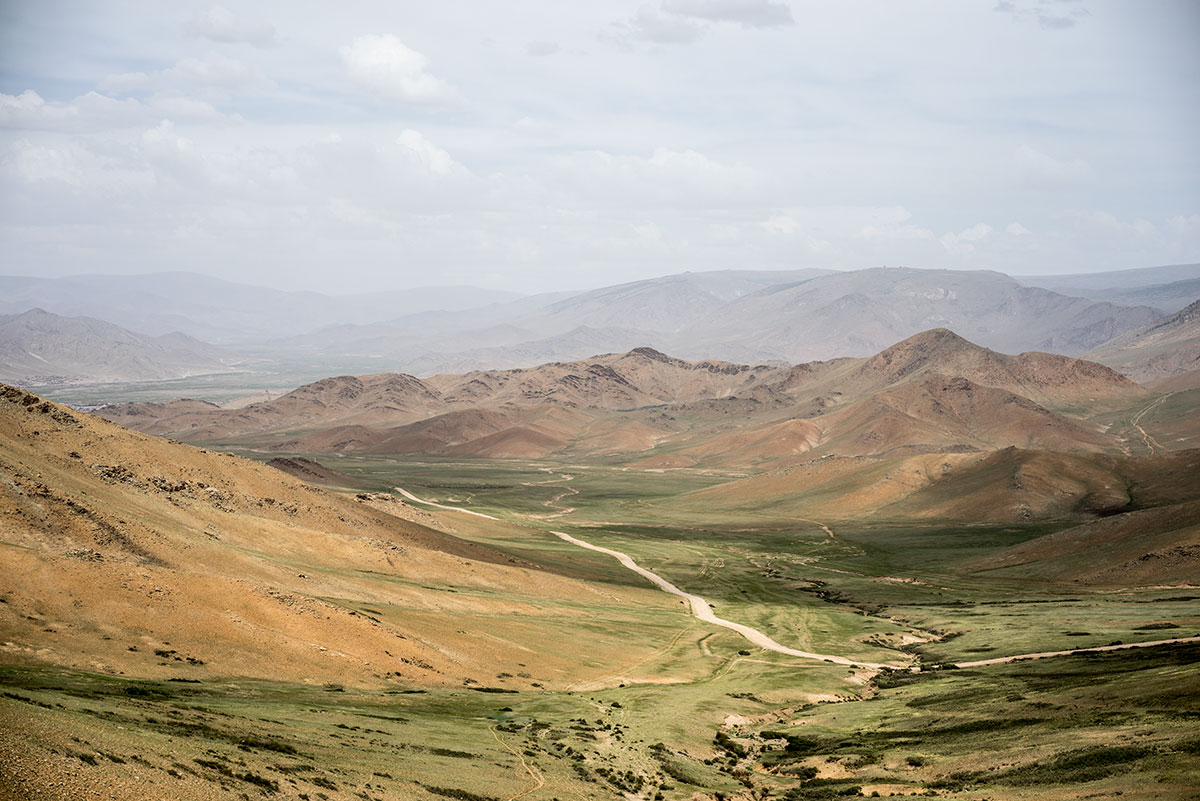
1,0,1198,296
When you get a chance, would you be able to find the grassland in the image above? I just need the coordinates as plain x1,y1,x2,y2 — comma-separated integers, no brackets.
4,452,1198,799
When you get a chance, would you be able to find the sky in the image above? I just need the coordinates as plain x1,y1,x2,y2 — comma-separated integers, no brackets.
1,0,1197,295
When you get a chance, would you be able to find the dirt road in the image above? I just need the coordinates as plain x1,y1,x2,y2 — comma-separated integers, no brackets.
393,486,500,520
394,485,1197,672
549,529,894,669
954,635,1200,668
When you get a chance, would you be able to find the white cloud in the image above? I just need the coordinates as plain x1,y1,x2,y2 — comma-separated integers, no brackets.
939,222,993,256
618,6,705,44
545,147,752,208
0,90,146,132
662,0,794,28
185,5,275,47
1005,222,1032,236
396,129,463,176
615,0,791,44
164,53,264,89
1013,144,1094,186
993,1,1089,31
339,35,456,105
525,41,560,57
99,72,152,93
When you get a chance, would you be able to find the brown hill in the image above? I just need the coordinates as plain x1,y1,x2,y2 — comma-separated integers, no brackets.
97,372,449,441
0,385,678,689
787,328,1149,407
265,456,364,488
968,499,1200,585
672,446,1200,524
94,332,1159,465
1086,298,1200,384
810,374,1113,457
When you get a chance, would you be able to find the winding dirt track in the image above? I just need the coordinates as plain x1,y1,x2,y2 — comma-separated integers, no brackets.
394,485,893,668
954,635,1200,668
394,486,499,519
549,529,893,669
1130,393,1171,455
395,485,1198,671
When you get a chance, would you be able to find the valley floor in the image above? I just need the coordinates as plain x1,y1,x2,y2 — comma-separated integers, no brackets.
4,454,1199,800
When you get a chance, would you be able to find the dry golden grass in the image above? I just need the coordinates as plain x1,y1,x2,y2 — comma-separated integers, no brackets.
0,385,685,690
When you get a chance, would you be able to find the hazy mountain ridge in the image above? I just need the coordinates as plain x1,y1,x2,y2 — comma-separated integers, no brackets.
1084,298,1200,384
0,308,238,384
0,272,523,344
4,266,1181,385
670,268,1162,363
263,266,1166,373
1016,263,1200,312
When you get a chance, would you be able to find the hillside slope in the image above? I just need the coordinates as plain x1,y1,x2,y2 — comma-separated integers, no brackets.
0,385,674,689
1085,298,1200,383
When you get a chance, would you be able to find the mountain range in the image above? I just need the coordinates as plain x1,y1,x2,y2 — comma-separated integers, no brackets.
0,308,239,385
96,329,1163,472
4,264,1197,386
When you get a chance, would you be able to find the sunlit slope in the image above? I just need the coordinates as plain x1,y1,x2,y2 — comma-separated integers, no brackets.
671,446,1200,525
0,385,686,689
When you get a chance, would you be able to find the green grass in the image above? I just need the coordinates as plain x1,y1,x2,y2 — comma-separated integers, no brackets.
7,454,1199,798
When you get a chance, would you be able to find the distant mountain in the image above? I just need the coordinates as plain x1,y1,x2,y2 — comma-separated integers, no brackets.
1016,263,1200,312
671,268,1161,362
0,272,524,343
1084,299,1200,384
268,269,834,373
269,266,1161,375
0,308,237,384
96,331,1152,465
519,269,837,335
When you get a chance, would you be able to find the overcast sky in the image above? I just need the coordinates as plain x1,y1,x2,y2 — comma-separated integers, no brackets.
1,1,1197,294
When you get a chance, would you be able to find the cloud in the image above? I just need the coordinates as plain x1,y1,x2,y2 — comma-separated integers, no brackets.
614,0,789,45
1,90,148,132
939,222,993,256
525,40,561,57
761,206,933,245
163,53,264,89
395,129,464,176
1013,144,1093,186
339,35,456,105
662,0,794,28
1005,222,1032,236
544,147,754,208
617,6,705,44
185,5,275,47
993,0,1089,31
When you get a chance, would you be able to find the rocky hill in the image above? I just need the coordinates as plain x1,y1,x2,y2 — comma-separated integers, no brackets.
96,330,1165,466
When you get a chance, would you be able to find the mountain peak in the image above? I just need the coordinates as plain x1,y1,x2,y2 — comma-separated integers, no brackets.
628,346,674,361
